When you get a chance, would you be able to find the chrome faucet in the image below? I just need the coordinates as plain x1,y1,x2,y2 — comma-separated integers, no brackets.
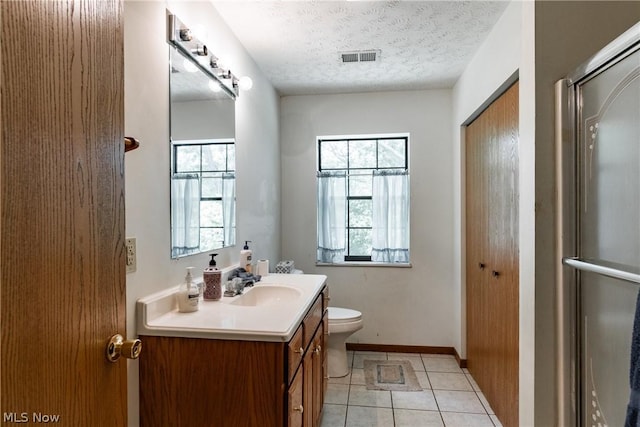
224,277,246,297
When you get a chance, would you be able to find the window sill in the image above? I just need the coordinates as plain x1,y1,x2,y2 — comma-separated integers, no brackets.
315,262,412,268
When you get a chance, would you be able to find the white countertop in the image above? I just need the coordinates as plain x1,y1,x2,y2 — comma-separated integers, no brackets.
137,273,327,342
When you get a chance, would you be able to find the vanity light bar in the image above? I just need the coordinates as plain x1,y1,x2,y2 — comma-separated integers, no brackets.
167,12,238,99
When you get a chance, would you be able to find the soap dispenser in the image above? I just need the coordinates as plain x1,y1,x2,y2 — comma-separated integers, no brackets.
203,253,222,301
240,241,253,273
177,267,199,313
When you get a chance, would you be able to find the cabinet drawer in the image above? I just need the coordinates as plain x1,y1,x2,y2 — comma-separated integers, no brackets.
288,324,304,383
303,295,323,348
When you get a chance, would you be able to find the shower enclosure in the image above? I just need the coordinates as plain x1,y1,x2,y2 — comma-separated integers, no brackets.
556,23,640,427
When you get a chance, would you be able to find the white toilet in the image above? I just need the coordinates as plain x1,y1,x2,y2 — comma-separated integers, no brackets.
327,307,363,378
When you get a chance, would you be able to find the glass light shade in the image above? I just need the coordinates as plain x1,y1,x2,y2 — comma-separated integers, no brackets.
238,76,253,91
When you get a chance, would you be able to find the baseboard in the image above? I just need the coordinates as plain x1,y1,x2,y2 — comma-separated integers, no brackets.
345,343,467,368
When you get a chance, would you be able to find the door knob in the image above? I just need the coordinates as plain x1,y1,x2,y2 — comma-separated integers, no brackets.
106,334,142,363
124,136,140,152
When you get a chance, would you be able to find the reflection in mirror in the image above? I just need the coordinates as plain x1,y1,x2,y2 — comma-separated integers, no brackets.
170,45,236,258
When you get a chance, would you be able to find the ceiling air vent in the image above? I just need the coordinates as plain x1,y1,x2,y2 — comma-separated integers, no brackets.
340,49,381,64
341,52,359,63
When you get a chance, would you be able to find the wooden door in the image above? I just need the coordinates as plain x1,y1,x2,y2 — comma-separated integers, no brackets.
1,1,126,425
465,82,519,427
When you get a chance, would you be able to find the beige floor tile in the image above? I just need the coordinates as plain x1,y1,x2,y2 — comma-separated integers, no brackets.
394,409,444,427
350,368,366,385
320,404,347,427
428,372,473,391
325,383,350,405
345,405,394,427
433,390,486,414
347,351,354,368
465,373,482,392
348,385,392,408
441,412,494,427
353,352,387,369
392,390,439,411
387,354,426,372
415,371,432,389
422,356,463,373
420,353,457,359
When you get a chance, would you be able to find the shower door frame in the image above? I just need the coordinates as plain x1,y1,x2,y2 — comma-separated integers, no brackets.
555,22,640,427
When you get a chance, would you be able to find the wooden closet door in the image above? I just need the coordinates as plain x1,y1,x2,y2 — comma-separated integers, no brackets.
465,102,491,389
465,82,519,427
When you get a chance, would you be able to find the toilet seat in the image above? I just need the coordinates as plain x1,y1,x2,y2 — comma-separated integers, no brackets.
328,307,362,324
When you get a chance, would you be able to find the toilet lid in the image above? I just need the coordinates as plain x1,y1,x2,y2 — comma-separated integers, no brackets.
328,307,362,323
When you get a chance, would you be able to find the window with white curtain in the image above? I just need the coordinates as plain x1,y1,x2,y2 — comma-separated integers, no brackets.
317,135,410,264
172,140,235,258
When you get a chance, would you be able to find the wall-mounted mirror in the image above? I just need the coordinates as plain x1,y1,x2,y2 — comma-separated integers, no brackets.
169,44,236,258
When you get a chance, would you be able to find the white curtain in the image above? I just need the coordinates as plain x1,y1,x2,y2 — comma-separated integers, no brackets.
372,170,410,263
171,174,200,257
317,171,347,263
222,172,236,247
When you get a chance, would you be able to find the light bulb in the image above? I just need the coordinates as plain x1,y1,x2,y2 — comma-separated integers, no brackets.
192,25,207,43
238,76,253,91
208,80,222,92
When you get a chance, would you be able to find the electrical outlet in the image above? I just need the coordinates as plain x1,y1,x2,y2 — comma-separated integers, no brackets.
126,238,137,273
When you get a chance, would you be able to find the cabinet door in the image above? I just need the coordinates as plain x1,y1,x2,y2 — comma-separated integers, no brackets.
312,322,325,426
303,346,313,426
288,368,304,427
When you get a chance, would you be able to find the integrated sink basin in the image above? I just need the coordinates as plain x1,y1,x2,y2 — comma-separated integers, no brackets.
137,273,327,342
230,285,302,307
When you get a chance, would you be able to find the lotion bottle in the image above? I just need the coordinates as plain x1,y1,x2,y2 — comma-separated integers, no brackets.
203,253,222,301
177,267,199,313
240,241,253,273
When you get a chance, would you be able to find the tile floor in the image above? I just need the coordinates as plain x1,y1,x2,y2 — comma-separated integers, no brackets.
321,351,503,427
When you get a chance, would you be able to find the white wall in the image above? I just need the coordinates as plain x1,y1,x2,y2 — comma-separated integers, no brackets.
280,90,455,348
171,99,235,140
123,2,280,425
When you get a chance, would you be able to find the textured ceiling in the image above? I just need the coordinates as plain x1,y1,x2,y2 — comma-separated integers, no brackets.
212,1,509,95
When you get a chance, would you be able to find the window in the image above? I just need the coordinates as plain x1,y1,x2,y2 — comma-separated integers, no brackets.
171,140,235,258
317,135,409,263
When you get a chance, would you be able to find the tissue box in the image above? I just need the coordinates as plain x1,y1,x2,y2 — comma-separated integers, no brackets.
275,260,295,274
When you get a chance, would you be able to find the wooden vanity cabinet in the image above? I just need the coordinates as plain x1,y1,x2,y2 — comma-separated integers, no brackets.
140,285,328,427
286,289,327,427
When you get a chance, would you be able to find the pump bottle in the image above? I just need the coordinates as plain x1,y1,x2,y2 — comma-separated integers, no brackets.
177,267,199,313
240,241,253,273
203,253,222,301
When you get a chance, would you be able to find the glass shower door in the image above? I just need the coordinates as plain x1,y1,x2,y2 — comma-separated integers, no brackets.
575,47,640,427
